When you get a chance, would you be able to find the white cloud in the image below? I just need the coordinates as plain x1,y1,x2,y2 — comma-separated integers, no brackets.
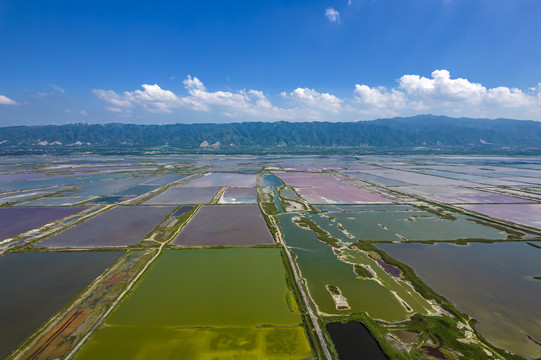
93,71,541,121
283,88,342,113
398,70,486,104
94,76,348,120
325,7,340,23
93,84,181,113
80,110,88,116
94,77,298,119
354,69,541,119
49,84,65,94
0,95,17,105
93,89,133,108
486,87,532,107
354,85,407,108
104,106,123,113
183,75,206,91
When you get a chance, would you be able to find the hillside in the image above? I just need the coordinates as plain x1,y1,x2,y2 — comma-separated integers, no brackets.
1,115,540,153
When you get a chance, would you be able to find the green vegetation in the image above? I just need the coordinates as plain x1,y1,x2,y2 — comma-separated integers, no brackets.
292,216,340,247
5,116,541,154
527,242,541,249
413,204,458,220
282,214,422,320
326,285,340,296
352,242,448,305
404,314,523,360
353,264,373,278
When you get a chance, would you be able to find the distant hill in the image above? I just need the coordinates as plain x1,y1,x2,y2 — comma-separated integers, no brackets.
1,115,540,153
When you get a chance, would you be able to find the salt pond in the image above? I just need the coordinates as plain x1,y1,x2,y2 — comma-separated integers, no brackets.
143,186,220,204
0,251,122,358
307,211,508,242
36,206,174,248
279,214,432,320
377,242,541,359
173,205,274,246
76,248,311,359
0,206,88,240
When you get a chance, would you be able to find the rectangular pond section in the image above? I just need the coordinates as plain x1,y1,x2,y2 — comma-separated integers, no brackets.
296,186,392,204
219,187,257,203
326,322,387,360
75,248,311,360
17,196,96,206
172,205,274,246
36,206,174,248
183,173,257,187
0,206,88,241
143,186,220,205
459,203,541,230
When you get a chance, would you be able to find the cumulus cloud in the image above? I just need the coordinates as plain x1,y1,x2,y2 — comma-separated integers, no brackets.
325,7,340,23
398,70,486,104
93,84,181,113
94,77,299,119
354,69,541,119
354,85,407,109
92,71,541,121
0,95,17,105
282,88,342,113
180,75,297,118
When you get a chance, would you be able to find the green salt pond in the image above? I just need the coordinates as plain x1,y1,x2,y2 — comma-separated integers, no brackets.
279,214,432,321
76,248,311,359
308,211,508,242
76,326,310,360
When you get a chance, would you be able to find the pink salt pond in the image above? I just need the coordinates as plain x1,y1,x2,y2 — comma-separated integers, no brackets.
296,186,392,204
458,203,541,230
274,172,347,187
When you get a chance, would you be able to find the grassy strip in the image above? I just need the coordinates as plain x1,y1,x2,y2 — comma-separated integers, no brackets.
527,242,541,250
414,204,458,220
279,248,324,360
142,205,198,245
326,285,340,296
292,216,340,247
259,206,280,242
351,242,448,306
261,201,279,214
353,264,373,278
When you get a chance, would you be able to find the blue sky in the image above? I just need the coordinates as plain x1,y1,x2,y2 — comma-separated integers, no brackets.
1,0,540,125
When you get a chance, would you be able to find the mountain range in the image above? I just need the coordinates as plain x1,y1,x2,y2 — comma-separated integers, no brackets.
1,115,540,153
